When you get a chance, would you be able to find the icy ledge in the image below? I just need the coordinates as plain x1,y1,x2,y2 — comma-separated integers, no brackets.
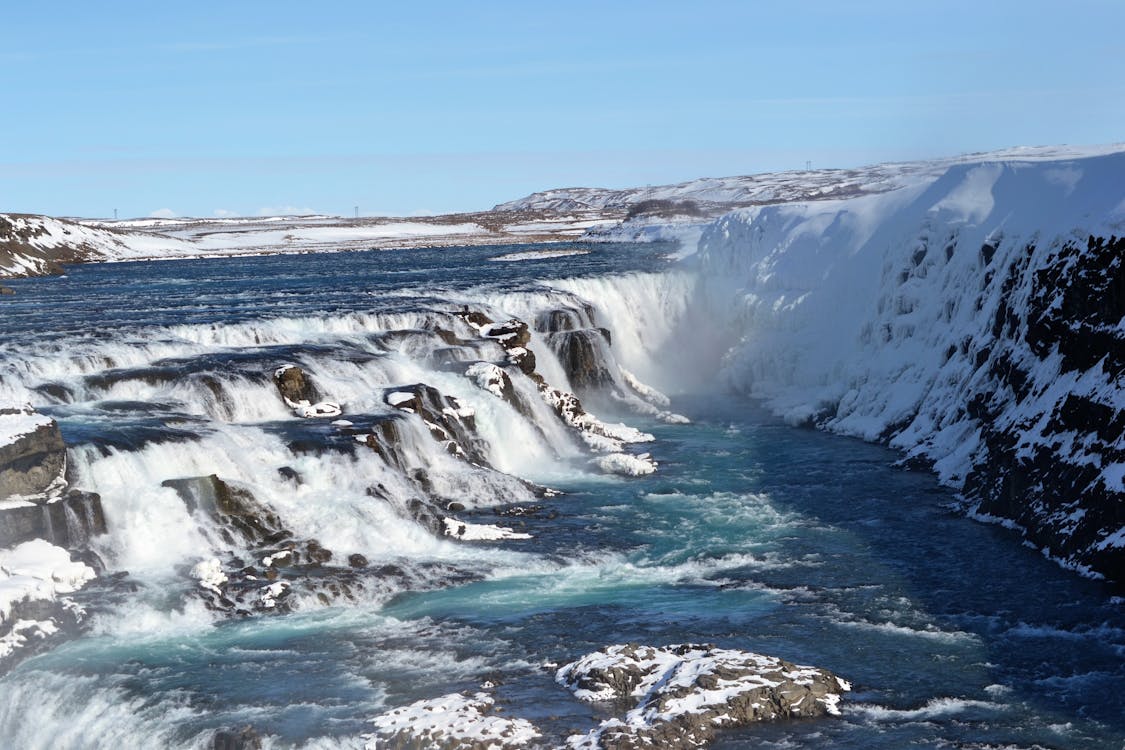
558,643,850,749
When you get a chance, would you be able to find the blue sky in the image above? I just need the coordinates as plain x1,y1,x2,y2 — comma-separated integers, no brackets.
2,1,1122,219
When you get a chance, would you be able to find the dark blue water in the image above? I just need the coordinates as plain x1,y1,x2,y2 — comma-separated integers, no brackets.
0,244,1122,749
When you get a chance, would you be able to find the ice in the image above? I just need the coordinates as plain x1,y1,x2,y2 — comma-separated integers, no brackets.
0,539,96,626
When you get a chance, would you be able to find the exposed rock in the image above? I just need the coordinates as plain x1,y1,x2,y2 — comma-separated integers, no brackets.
384,383,490,465
559,643,850,749
163,474,288,549
347,553,368,568
273,365,339,417
0,286,14,295
0,490,107,550
954,235,1125,582
273,365,320,404
0,404,66,499
534,303,597,334
211,726,263,750
0,539,97,672
548,329,616,392
482,319,531,349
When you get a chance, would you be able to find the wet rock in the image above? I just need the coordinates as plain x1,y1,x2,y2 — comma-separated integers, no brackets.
455,308,495,330
277,466,301,484
162,474,287,548
534,303,597,334
485,320,531,349
273,364,320,405
0,286,14,295
558,643,850,749
548,329,616,392
0,490,107,550
211,726,263,750
347,553,368,568
384,383,490,465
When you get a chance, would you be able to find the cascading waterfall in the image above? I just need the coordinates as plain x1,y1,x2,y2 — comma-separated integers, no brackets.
1,238,1121,750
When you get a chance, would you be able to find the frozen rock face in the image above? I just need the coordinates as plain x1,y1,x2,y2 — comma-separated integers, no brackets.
558,643,850,749
698,152,1125,583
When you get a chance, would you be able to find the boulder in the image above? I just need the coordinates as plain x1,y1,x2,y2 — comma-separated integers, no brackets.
0,286,14,295
211,726,263,750
559,643,850,749
368,690,541,750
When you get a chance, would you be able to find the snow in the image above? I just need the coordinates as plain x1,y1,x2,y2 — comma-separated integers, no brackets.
368,690,540,749
594,452,657,476
442,517,532,541
489,248,591,262
190,558,227,595
694,149,1125,487
558,643,850,748
0,402,55,447
0,539,96,627
385,391,416,407
682,146,1125,576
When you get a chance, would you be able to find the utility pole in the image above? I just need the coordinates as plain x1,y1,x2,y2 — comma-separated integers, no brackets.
354,206,359,219
114,208,118,220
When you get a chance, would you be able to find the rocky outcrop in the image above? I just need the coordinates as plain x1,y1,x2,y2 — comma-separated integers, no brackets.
367,689,541,750
0,539,98,672
559,643,850,749
273,365,341,418
458,308,659,476
0,404,66,499
959,235,1125,581
384,383,490,465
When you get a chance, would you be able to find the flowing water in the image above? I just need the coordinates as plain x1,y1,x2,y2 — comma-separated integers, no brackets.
0,242,1122,749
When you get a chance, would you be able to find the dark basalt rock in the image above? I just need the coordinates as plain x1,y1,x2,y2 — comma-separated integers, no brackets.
455,308,495,329
534,303,597,334
383,383,490,465
951,235,1125,583
163,474,288,548
0,489,107,550
273,365,320,405
484,319,532,349
548,329,616,393
211,726,263,750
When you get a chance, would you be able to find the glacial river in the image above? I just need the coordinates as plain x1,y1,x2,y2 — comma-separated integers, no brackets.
0,243,1122,748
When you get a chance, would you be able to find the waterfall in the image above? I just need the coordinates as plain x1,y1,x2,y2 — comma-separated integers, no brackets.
40,504,57,546
62,503,88,549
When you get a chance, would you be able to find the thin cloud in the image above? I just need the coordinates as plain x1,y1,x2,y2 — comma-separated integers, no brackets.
149,208,177,219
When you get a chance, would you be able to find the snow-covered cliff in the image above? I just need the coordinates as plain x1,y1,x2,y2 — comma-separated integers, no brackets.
693,149,1125,581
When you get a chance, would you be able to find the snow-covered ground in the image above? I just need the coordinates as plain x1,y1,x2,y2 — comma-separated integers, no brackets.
0,211,618,278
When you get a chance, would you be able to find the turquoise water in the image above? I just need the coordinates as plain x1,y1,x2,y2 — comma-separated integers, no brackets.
0,244,1122,748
